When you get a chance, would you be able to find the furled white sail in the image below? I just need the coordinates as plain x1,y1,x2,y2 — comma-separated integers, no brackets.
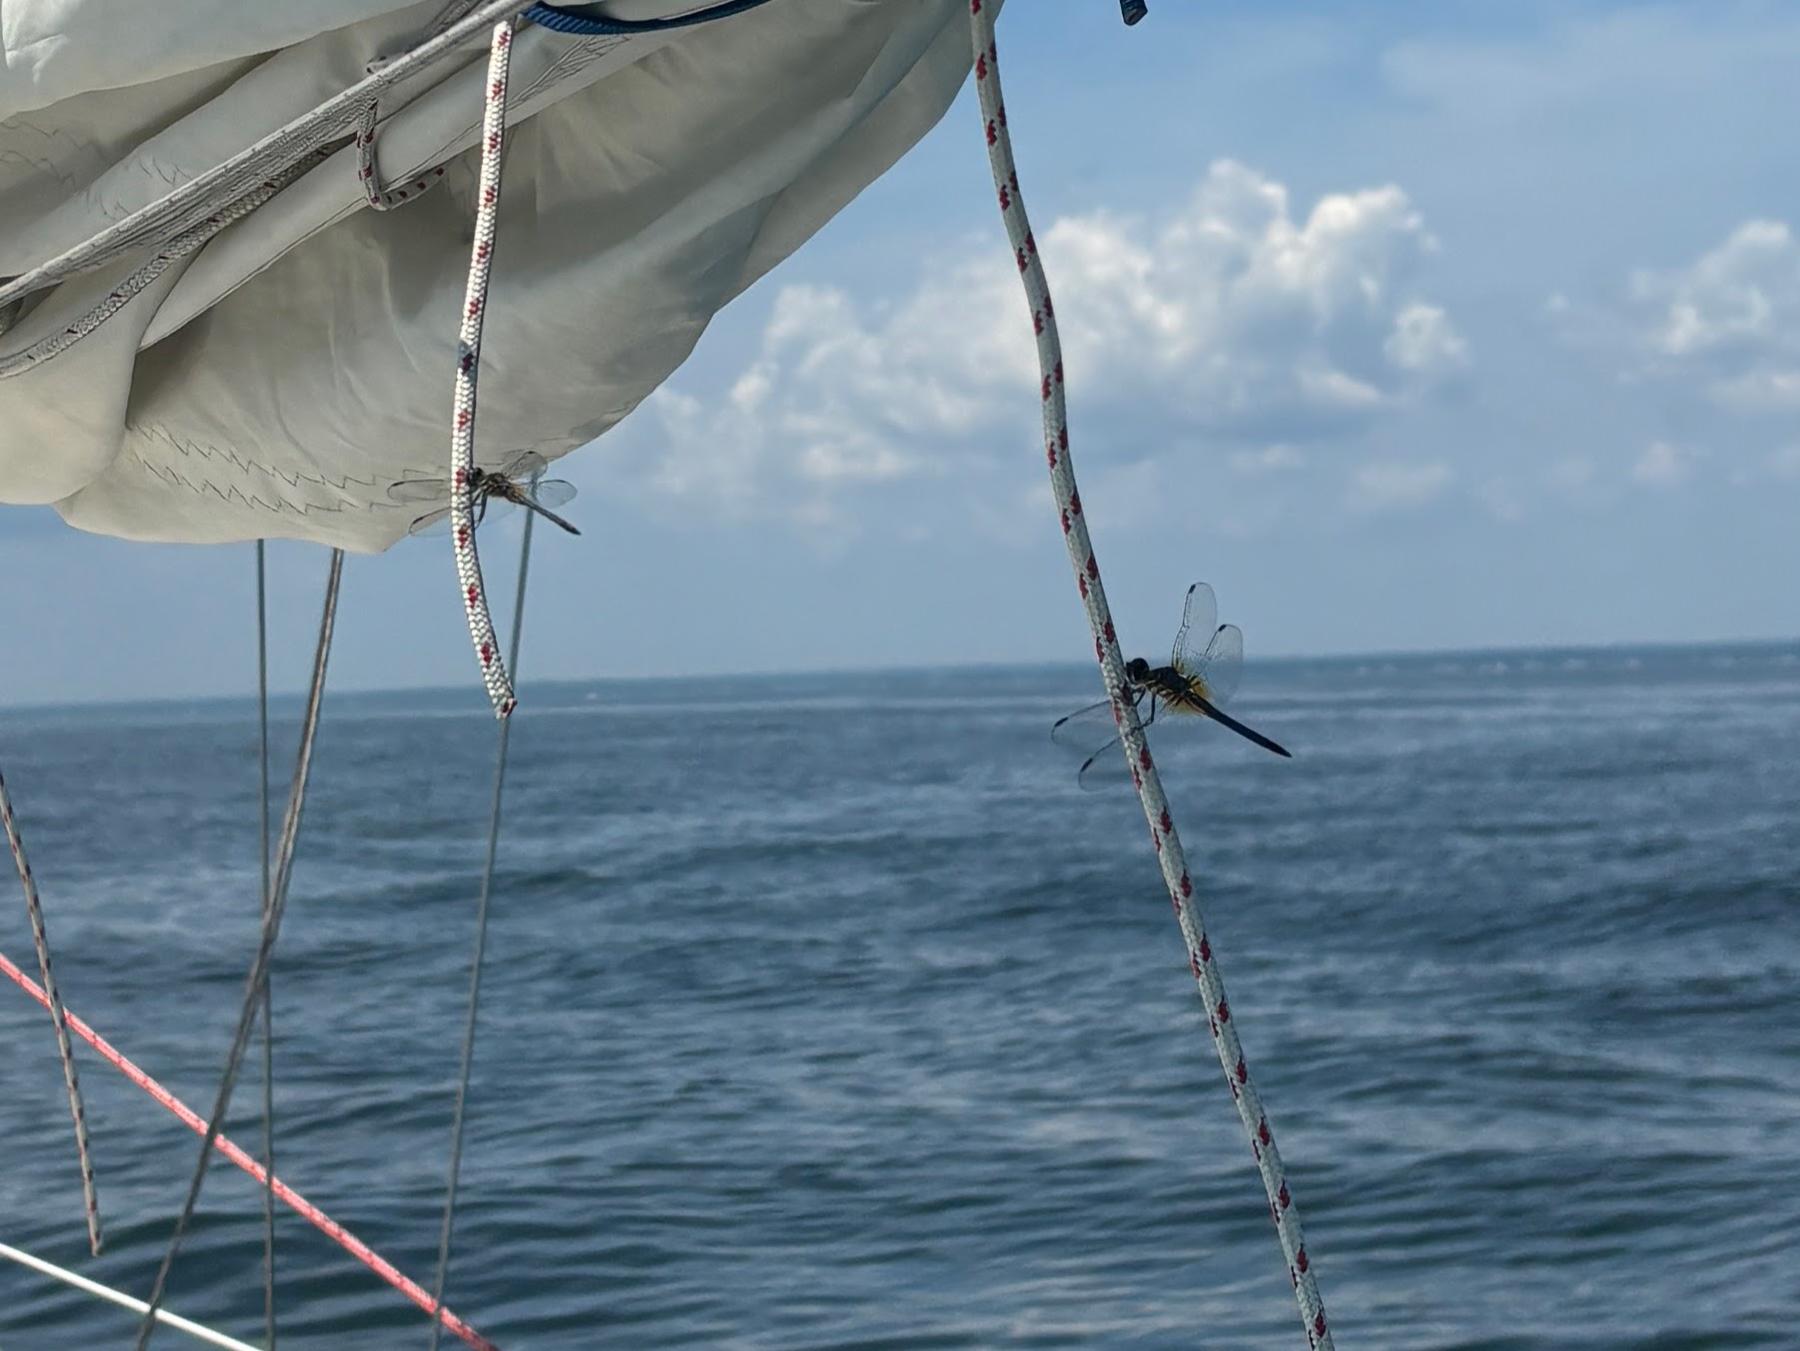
0,0,976,550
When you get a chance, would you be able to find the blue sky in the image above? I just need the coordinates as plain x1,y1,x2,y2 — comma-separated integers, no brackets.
4,0,1799,704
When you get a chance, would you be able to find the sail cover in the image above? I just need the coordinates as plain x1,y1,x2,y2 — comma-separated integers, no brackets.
0,0,978,550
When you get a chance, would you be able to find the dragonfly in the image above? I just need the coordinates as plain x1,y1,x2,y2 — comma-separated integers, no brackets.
1052,582,1290,789
387,450,580,537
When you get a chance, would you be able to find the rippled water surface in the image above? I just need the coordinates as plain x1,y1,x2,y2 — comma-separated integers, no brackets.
2,645,1797,1348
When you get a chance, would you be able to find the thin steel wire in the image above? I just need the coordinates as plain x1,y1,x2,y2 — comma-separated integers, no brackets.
137,548,345,1350
427,500,536,1349
0,945,500,1350
255,540,278,1350
0,763,102,1254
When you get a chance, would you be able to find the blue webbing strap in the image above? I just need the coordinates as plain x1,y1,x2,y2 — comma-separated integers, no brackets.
524,0,777,36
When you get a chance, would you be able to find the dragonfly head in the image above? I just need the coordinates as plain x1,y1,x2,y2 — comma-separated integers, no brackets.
1124,657,1150,685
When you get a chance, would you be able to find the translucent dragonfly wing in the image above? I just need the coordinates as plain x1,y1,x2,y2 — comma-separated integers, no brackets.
1170,582,1217,671
1194,624,1244,706
1172,582,1243,709
488,473,580,534
389,475,451,506
389,453,573,513
1168,614,1288,755
1077,739,1129,790
406,495,513,536
1052,695,1156,790
525,480,576,510
405,505,451,535
390,453,551,502
1052,697,1119,756
497,450,549,480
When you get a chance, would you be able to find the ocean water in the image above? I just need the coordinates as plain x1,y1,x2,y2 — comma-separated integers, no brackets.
1,644,1798,1350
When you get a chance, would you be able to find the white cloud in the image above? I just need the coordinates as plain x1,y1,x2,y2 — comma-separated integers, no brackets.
1625,220,1800,411
1230,444,1305,476
1348,460,1453,512
1297,366,1385,410
1385,302,1469,373
607,161,1460,522
1631,441,1700,488
1637,221,1794,357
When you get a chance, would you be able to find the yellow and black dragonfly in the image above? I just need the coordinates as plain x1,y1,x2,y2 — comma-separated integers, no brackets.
388,450,581,537
1052,582,1290,789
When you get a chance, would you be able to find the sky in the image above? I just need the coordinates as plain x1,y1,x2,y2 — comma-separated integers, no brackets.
3,0,1799,705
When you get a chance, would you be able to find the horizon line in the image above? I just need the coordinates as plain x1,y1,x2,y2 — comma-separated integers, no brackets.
3,631,1796,716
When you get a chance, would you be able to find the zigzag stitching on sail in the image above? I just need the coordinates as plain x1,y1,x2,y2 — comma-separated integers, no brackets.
134,423,394,493
126,448,376,520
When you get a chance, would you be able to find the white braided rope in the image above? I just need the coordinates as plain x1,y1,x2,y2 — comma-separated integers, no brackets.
426,0,500,37
356,102,450,213
0,764,102,1256
451,21,519,719
966,6,1333,1345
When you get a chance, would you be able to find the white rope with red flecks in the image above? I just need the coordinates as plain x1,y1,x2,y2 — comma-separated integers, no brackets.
451,21,519,719
966,5,1334,1346
353,0,484,212
357,102,449,212
0,762,103,1256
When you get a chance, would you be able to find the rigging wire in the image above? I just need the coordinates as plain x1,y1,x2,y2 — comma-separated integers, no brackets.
0,765,103,1255
0,946,501,1350
428,486,538,1350
137,548,345,1350
255,540,278,1350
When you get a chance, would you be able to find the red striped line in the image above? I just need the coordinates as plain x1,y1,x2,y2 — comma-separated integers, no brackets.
0,947,499,1351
